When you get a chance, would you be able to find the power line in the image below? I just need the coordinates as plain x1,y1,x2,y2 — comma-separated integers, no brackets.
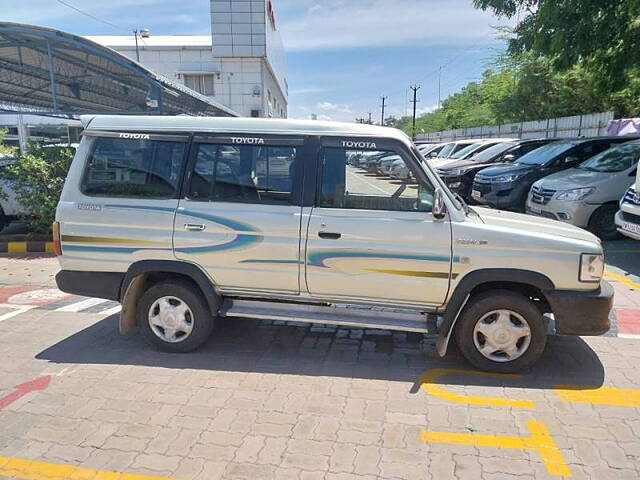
55,0,123,30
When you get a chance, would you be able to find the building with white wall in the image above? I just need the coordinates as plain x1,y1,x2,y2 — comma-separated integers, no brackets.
86,0,288,119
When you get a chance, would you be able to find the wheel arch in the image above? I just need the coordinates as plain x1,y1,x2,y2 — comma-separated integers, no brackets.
436,268,554,357
119,260,220,334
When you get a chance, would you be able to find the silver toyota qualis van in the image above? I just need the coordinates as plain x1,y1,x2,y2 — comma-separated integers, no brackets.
54,116,613,373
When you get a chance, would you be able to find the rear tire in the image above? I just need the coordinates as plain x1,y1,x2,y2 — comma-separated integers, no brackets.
454,291,547,373
138,279,216,353
588,204,621,241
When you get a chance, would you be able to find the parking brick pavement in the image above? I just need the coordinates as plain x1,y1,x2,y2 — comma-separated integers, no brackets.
0,255,638,479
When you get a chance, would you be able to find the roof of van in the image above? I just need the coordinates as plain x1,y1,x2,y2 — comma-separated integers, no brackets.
81,115,412,143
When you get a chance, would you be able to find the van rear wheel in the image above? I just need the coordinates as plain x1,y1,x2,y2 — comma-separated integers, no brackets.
138,280,215,353
454,291,546,373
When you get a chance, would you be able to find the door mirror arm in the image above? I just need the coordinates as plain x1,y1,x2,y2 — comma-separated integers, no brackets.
433,189,447,219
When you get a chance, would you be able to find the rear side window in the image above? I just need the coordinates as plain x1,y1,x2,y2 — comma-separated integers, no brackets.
82,137,187,198
187,143,298,205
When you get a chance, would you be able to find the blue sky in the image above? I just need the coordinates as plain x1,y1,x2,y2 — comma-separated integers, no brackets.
2,0,511,122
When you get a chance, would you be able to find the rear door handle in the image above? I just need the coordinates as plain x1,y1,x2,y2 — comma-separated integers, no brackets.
318,231,341,240
185,223,206,231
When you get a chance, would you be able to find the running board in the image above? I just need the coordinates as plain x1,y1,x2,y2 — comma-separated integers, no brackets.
221,299,434,334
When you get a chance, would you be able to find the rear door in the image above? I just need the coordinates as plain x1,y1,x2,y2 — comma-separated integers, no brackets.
173,134,310,295
304,137,453,307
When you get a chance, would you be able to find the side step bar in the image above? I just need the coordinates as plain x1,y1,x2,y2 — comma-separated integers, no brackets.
221,299,435,334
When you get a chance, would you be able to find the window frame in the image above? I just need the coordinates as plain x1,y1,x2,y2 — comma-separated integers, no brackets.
315,136,436,213
183,134,309,207
79,131,191,200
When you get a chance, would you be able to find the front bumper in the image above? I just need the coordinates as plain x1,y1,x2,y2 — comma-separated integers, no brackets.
471,181,529,211
546,280,613,336
615,209,640,240
525,198,598,228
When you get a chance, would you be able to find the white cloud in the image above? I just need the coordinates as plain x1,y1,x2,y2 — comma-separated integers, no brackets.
317,102,352,113
280,0,512,51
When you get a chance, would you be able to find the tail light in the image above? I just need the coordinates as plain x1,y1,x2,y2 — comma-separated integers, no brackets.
52,221,62,256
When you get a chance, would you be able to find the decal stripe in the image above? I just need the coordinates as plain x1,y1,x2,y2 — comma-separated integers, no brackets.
61,235,166,246
307,250,459,268
62,244,170,254
367,269,458,279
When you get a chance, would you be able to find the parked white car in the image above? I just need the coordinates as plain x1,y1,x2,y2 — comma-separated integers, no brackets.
615,163,640,240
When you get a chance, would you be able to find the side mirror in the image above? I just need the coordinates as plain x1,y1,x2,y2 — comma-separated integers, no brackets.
429,151,438,158
503,153,516,162
433,189,446,219
564,155,580,164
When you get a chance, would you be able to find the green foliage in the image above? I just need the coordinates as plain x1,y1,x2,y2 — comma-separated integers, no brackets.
3,143,74,234
395,0,640,136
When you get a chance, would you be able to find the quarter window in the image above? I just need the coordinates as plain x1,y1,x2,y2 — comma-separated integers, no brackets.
319,147,433,212
187,143,297,205
81,137,186,198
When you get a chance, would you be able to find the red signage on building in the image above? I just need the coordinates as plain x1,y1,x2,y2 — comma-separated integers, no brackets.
267,0,277,29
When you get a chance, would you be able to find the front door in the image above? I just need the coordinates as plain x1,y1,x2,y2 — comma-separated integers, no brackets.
305,138,453,307
174,135,308,295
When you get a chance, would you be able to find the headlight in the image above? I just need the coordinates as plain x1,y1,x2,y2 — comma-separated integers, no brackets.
556,187,596,201
493,174,522,183
580,253,604,282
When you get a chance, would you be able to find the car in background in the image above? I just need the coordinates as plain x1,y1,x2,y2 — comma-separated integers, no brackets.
526,140,640,239
472,137,635,212
436,139,554,201
434,139,478,159
377,154,401,176
615,165,640,240
419,142,450,160
429,138,516,170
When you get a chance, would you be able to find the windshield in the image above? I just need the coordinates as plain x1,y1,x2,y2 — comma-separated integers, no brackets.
450,143,481,159
516,141,578,166
469,142,515,162
577,142,640,173
438,143,455,158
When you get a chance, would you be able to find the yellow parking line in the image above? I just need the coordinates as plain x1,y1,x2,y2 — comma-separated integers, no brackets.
421,420,571,477
605,270,640,289
7,242,27,254
0,456,176,480
554,385,640,408
419,368,535,409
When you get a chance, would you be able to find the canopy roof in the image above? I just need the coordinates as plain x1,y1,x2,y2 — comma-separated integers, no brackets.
0,22,237,117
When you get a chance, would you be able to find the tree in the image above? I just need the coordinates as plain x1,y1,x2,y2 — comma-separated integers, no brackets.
3,143,74,234
473,0,640,111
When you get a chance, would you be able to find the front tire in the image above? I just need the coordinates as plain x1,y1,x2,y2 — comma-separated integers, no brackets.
138,280,216,353
454,291,547,373
588,204,621,241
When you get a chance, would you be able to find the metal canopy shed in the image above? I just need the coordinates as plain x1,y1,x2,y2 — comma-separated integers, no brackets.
0,22,238,117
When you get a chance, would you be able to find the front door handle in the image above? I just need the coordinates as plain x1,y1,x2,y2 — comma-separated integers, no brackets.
318,231,341,240
185,223,206,231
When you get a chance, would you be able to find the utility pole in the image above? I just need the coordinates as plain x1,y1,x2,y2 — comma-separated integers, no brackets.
367,112,372,124
133,29,140,62
380,96,387,126
410,84,420,141
438,66,442,109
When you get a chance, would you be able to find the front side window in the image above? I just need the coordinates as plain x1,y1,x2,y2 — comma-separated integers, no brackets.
319,147,433,212
187,143,297,205
82,136,187,198
577,142,640,173
516,142,578,166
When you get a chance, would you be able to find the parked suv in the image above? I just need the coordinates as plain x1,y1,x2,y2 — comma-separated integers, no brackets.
55,116,613,373
437,139,553,201
472,137,633,211
527,140,640,240
616,167,640,240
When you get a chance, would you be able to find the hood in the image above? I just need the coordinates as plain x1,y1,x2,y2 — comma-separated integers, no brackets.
430,157,460,169
436,159,475,172
535,168,624,191
473,207,600,245
478,163,534,177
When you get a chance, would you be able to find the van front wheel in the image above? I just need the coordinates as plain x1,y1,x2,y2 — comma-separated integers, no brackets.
454,291,546,373
138,280,215,353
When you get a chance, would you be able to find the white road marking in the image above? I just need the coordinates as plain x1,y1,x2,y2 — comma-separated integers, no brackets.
618,333,640,339
0,305,35,322
99,305,122,316
56,298,109,312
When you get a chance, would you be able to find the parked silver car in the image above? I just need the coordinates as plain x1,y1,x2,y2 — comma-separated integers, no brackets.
526,140,640,239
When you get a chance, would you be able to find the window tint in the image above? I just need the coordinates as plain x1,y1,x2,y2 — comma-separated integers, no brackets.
577,142,640,172
82,137,186,198
187,143,297,205
319,147,433,212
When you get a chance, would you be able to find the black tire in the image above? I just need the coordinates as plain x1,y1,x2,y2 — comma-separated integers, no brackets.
588,204,622,241
454,290,547,373
137,279,217,353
